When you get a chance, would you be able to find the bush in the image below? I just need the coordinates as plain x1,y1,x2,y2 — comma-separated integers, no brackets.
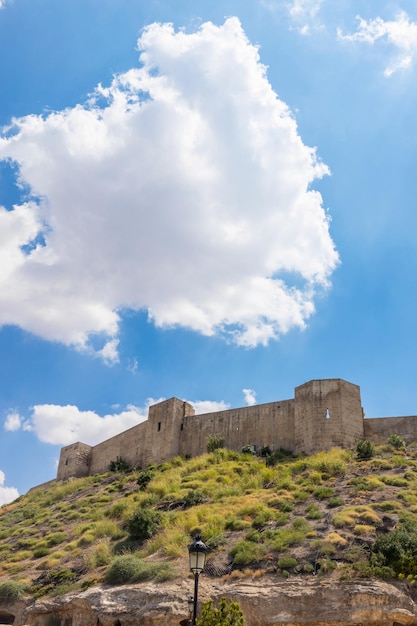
373,523,417,576
356,440,374,460
197,597,244,626
105,555,176,584
207,435,225,453
108,457,130,472
241,445,256,455
388,434,406,450
0,580,25,600
265,448,294,466
277,555,297,569
184,490,205,508
126,509,162,541
136,470,153,490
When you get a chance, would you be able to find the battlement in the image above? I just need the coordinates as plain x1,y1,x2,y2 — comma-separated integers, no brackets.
56,378,417,481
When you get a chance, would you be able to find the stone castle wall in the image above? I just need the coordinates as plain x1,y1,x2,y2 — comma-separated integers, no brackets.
56,378,417,482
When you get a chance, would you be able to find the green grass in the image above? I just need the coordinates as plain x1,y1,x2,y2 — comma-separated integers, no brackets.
3,446,417,595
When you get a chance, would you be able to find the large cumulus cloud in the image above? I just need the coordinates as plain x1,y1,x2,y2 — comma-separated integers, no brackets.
0,17,338,360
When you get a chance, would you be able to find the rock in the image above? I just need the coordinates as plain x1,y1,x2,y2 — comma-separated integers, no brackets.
3,577,417,625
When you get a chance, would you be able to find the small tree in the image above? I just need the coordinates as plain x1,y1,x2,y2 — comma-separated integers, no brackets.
197,597,245,626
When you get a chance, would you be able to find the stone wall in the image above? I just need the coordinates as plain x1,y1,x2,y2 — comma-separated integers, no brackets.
364,415,417,444
56,378,417,482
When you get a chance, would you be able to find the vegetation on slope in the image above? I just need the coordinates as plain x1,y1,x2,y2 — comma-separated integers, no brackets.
1,439,417,598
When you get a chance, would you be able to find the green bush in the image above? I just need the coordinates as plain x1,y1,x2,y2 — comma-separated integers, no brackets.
197,597,244,626
136,470,153,490
207,435,225,453
265,449,294,466
0,580,25,600
241,445,256,455
230,540,265,565
108,457,130,472
105,555,175,584
126,509,162,541
388,434,406,450
356,440,374,460
313,486,335,500
184,490,205,508
372,523,417,576
277,555,297,569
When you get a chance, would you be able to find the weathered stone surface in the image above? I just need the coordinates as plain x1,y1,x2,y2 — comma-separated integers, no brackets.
5,577,417,626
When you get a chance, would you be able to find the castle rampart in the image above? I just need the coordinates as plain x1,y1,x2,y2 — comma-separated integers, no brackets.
56,378,417,482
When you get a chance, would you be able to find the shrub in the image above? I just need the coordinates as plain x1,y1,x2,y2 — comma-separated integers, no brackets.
0,580,25,600
184,490,205,508
207,435,225,453
372,523,417,577
277,555,297,569
230,540,266,565
136,470,153,490
126,509,162,541
313,486,335,500
241,445,256,455
265,449,294,466
388,434,406,450
108,457,130,472
356,440,374,460
197,597,245,626
105,555,176,584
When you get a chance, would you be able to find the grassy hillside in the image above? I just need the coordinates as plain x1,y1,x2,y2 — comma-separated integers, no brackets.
1,440,417,599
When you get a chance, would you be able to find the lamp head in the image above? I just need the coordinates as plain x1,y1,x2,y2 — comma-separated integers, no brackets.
188,535,208,574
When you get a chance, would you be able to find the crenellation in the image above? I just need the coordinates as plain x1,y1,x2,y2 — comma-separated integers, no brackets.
56,378,417,481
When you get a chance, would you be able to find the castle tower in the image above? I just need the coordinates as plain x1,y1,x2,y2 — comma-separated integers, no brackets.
144,397,195,465
293,379,364,454
57,442,92,481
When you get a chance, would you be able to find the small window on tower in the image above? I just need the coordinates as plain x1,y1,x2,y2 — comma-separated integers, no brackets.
158,422,161,432
325,408,331,420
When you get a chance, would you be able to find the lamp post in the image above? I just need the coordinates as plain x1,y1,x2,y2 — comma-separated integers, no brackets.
187,596,194,625
188,535,208,625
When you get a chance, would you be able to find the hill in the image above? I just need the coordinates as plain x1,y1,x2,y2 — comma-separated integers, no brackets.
2,439,417,624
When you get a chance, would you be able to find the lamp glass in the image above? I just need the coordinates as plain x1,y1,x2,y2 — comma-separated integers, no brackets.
189,547,206,573
188,537,208,574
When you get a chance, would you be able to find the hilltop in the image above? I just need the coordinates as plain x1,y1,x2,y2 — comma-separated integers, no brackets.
2,439,417,624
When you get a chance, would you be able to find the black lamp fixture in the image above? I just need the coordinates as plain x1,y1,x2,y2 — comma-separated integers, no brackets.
188,535,208,625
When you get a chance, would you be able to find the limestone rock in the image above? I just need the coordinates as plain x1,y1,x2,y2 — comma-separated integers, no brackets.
4,577,417,625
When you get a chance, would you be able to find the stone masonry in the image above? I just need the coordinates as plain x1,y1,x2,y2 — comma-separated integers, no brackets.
56,378,417,481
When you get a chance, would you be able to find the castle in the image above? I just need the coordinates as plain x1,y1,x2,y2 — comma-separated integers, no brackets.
56,378,417,481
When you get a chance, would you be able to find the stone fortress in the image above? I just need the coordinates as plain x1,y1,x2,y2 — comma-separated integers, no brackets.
57,378,417,481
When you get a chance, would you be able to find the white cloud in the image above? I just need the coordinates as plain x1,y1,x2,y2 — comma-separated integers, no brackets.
24,403,151,446
16,396,229,446
0,470,19,506
338,12,417,76
243,388,257,406
288,0,324,33
260,0,324,33
191,400,230,415
4,411,22,431
0,18,338,357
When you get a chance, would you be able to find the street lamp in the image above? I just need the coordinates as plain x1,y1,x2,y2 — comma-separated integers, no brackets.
188,535,208,625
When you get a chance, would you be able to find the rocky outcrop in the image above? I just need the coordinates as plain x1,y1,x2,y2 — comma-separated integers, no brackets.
4,577,417,626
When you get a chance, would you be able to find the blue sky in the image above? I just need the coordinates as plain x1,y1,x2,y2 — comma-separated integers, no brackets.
1,0,417,503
